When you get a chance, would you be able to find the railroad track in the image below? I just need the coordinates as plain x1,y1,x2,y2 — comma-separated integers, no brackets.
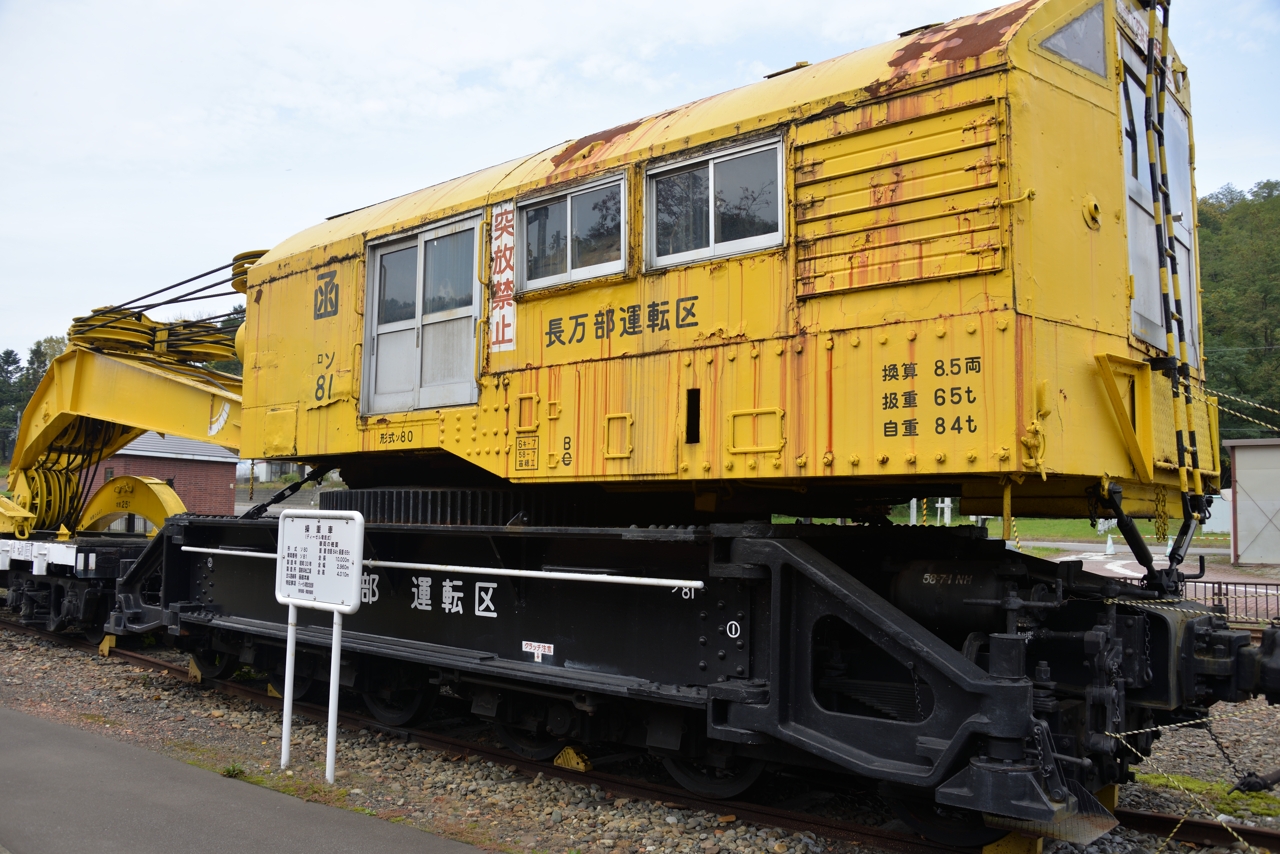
3,618,1279,854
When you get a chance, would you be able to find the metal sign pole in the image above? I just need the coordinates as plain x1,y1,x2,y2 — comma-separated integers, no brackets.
273,509,364,786
326,611,342,784
281,602,298,769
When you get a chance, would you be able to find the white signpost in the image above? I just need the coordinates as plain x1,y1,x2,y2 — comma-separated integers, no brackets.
274,509,364,784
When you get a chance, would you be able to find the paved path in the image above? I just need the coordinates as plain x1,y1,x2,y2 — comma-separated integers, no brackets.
0,707,475,854
1016,541,1275,584
1020,539,1231,556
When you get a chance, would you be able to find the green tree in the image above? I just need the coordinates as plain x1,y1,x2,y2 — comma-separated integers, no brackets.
16,336,68,401
0,348,21,460
205,305,245,376
0,338,65,462
1199,180,1280,468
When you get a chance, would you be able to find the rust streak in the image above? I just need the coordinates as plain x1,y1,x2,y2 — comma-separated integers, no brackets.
550,119,647,169
864,0,1038,99
887,0,1037,70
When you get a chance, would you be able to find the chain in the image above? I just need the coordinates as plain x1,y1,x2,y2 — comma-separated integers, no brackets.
1205,720,1244,780
1087,489,1100,528
1191,389,1280,432
1216,403,1280,433
1205,386,1280,419
1106,704,1263,738
1105,597,1277,625
909,665,924,723
1154,485,1169,542
1108,736,1258,853
1012,516,1021,551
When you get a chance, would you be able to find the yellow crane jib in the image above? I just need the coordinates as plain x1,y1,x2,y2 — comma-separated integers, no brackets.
3,285,249,536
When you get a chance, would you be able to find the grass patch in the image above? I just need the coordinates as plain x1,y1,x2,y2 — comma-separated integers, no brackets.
193,757,353,809
171,742,225,761
230,665,270,683
79,712,121,727
269,777,350,806
1023,546,1068,559
775,510,1227,545
1136,772,1280,818
983,516,1228,545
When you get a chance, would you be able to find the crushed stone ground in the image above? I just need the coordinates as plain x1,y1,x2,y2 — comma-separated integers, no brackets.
1,627,1275,854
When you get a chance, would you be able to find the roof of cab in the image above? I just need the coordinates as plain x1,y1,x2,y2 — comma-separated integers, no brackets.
261,0,1044,266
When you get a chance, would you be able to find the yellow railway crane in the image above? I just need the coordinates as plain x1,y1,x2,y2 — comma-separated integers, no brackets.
0,253,262,538
8,3,1277,851
234,0,1216,586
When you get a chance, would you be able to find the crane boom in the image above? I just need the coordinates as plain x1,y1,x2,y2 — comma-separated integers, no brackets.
1,293,248,537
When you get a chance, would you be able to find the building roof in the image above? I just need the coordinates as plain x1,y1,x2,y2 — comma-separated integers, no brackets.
116,431,239,463
1223,439,1280,448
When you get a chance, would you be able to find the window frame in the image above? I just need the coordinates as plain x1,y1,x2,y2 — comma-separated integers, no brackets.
646,138,785,270
518,174,627,292
363,211,483,416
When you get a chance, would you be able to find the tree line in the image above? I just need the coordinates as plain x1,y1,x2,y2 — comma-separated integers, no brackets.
0,336,67,461
1198,180,1280,456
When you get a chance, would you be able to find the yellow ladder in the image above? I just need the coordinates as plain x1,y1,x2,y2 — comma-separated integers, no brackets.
1142,0,1204,575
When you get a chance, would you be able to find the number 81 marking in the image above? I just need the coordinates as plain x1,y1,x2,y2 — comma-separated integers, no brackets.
315,373,334,401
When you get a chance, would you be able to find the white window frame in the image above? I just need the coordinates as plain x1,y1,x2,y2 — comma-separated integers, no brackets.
519,174,627,291
363,212,483,415
646,139,784,270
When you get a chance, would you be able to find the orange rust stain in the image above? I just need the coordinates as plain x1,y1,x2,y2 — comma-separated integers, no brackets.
887,0,1037,70
864,0,1036,99
550,118,646,170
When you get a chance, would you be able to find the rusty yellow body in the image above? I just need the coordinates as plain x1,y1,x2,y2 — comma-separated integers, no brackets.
239,0,1215,519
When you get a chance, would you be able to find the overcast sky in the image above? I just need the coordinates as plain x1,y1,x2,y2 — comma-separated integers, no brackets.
1,0,1275,349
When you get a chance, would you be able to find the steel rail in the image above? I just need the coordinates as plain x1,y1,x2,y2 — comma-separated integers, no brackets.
205,679,970,854
4,616,1280,853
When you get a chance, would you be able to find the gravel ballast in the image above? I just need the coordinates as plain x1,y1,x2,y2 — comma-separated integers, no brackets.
1,627,1277,854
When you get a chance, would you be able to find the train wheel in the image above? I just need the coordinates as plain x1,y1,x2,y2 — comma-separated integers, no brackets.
493,722,565,761
81,620,106,645
662,756,766,799
363,686,434,727
269,670,317,700
45,587,67,633
885,795,1005,847
194,649,242,680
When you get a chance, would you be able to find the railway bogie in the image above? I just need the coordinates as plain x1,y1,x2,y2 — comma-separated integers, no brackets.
45,499,1261,841
1,538,148,639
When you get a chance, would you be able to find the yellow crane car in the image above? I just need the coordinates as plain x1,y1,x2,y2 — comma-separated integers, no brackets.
238,0,1213,585
7,3,1273,850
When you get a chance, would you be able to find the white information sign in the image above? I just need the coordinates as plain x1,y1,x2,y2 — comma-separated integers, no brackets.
275,511,363,613
273,509,365,784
